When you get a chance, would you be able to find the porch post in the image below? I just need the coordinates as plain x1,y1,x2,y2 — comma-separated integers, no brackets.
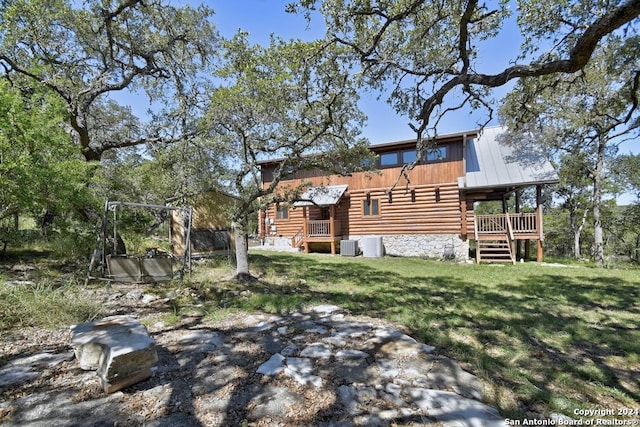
303,207,309,254
460,193,468,241
536,185,544,262
515,190,522,260
330,205,336,255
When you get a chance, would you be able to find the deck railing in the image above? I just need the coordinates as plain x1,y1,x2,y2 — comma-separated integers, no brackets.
475,213,539,238
292,227,304,248
475,214,510,235
307,220,341,237
509,213,538,235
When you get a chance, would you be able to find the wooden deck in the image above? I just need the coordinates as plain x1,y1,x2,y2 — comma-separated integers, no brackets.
474,213,542,264
292,220,343,254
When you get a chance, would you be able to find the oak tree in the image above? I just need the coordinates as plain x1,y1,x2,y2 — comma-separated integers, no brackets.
288,0,640,146
0,80,91,233
0,0,218,162
204,33,373,279
500,41,639,266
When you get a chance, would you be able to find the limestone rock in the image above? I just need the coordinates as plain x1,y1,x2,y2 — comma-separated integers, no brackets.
70,315,158,393
407,388,504,427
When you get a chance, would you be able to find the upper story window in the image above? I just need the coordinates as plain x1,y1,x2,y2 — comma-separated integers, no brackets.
426,146,447,162
402,149,417,163
380,152,398,166
377,145,448,168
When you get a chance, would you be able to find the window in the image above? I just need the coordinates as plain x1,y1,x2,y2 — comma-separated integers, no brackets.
363,199,379,216
380,152,399,166
402,150,417,163
426,146,447,162
276,204,288,220
377,145,447,168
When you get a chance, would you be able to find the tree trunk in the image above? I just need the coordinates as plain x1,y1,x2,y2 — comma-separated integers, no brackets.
233,214,252,280
592,136,606,267
571,208,589,259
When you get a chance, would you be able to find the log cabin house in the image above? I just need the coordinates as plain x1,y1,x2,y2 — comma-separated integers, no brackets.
258,126,559,263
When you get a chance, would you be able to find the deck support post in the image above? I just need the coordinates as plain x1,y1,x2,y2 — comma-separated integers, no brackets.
330,205,336,255
515,190,522,260
460,195,468,241
303,207,309,253
536,185,544,262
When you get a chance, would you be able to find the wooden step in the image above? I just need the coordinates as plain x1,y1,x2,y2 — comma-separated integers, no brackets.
476,236,515,264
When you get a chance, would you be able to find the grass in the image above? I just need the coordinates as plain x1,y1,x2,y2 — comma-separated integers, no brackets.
1,246,638,419
0,247,106,330
187,252,640,419
0,279,105,330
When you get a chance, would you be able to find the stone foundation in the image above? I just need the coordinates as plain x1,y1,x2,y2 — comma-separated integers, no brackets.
257,234,469,260
258,236,301,252
349,234,469,260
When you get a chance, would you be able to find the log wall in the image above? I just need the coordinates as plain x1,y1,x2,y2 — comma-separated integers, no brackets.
260,139,468,239
263,182,463,238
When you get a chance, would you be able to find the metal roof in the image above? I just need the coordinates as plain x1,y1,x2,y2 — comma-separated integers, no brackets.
293,185,349,207
462,126,559,190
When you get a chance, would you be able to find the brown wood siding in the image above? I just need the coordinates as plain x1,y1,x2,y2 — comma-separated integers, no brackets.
261,139,469,239
347,183,461,235
265,182,463,238
264,204,305,238
263,158,463,191
262,141,464,190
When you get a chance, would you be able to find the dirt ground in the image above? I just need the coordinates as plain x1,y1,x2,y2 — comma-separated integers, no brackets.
1,273,460,426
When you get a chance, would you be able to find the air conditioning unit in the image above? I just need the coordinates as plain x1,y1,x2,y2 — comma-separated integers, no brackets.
340,240,358,257
361,236,384,258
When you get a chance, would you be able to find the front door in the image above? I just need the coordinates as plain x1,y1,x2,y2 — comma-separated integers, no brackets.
320,207,330,220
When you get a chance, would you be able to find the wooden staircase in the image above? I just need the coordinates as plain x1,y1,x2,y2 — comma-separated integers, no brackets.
474,215,516,264
476,235,515,264
291,227,304,249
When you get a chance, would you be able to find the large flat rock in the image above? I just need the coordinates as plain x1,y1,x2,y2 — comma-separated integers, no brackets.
70,315,158,393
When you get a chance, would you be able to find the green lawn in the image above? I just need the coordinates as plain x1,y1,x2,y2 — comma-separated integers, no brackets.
2,249,638,419
192,252,640,419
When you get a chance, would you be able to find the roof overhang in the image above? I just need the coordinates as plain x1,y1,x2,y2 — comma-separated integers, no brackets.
460,126,559,195
293,185,349,207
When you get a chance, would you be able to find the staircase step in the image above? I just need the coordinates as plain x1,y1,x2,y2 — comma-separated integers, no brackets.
476,235,515,264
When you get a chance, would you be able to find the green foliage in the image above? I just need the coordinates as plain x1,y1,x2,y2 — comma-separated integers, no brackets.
500,41,639,264
289,0,639,138
0,0,219,161
0,80,94,226
207,33,372,210
606,204,640,263
203,32,374,275
613,154,640,200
